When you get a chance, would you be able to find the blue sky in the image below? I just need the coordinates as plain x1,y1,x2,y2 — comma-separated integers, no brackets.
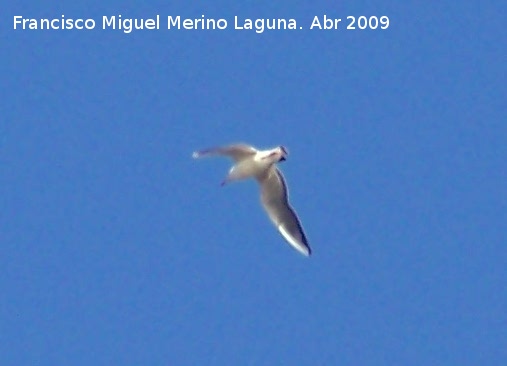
2,1,506,365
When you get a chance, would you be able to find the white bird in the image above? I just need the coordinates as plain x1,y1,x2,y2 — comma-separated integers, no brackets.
193,143,311,257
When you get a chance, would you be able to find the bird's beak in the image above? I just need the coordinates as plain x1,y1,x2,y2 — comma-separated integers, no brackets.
279,156,286,162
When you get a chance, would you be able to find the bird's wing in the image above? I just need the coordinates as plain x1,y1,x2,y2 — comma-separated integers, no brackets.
192,144,257,162
258,167,311,256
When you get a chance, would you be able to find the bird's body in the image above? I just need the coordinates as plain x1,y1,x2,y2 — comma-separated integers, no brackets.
193,143,311,257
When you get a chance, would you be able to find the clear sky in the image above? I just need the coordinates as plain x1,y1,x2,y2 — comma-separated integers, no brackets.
2,1,506,365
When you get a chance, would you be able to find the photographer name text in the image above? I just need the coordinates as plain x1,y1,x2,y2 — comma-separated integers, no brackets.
13,15,390,34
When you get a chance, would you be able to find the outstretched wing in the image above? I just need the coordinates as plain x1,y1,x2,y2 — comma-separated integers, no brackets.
192,143,257,162
258,167,311,256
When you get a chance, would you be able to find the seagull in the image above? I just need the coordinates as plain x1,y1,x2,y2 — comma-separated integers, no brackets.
192,143,311,257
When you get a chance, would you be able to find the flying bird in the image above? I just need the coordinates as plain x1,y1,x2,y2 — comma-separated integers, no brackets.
192,143,311,256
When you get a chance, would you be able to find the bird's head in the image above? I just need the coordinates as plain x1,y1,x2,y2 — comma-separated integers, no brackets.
260,145,289,164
